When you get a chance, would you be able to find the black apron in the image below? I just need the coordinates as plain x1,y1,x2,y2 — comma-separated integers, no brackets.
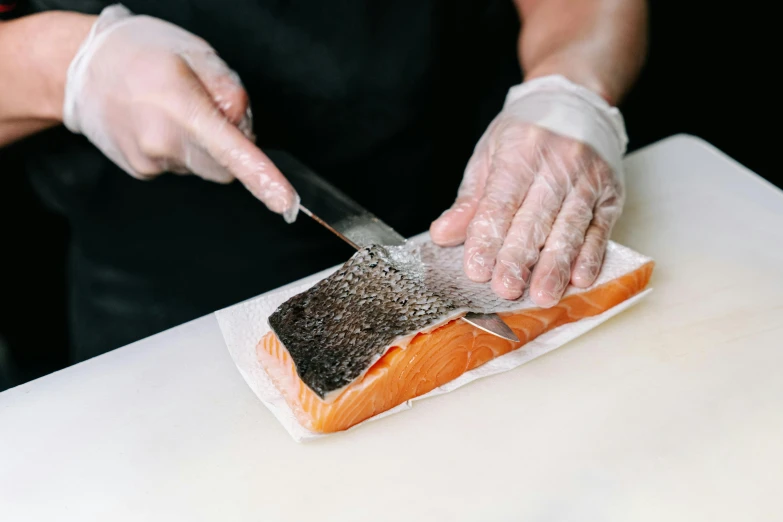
20,0,521,361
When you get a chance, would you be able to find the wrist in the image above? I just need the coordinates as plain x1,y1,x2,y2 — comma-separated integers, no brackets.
34,12,97,122
524,63,616,106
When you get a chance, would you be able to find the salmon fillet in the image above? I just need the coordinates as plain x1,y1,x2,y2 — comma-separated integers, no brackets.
257,260,654,434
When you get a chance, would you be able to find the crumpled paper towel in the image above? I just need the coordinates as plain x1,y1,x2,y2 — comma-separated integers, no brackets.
214,234,653,442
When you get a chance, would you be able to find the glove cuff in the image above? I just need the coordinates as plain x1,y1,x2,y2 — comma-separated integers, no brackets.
63,4,135,133
503,74,628,177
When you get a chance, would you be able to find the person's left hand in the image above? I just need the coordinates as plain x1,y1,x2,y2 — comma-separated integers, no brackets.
430,87,624,307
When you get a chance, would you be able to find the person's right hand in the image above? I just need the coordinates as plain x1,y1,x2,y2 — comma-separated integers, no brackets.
63,4,299,222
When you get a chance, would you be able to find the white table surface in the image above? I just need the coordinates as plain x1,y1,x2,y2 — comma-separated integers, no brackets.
2,134,782,521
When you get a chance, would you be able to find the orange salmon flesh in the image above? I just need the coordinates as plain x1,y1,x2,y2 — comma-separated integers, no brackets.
258,262,654,433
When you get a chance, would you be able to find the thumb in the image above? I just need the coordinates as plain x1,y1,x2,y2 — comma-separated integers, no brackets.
429,140,490,246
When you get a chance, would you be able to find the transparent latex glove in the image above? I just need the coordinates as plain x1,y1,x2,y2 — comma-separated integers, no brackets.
430,75,628,307
63,4,299,222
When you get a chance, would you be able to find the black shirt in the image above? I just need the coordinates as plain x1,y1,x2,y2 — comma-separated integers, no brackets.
21,0,521,359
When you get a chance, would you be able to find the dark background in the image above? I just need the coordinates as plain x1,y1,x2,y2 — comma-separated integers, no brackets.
0,2,777,388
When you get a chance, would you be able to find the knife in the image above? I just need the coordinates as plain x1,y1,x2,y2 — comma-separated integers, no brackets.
267,150,520,343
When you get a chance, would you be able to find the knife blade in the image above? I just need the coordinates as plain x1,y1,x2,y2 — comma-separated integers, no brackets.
268,150,520,343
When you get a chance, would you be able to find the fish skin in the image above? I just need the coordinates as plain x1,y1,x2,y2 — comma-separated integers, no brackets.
267,245,463,400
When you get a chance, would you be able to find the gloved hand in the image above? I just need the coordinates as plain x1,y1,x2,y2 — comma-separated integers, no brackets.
430,75,628,307
63,4,299,222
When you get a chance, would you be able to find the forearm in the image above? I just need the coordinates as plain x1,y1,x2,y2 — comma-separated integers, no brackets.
0,12,95,146
514,0,647,105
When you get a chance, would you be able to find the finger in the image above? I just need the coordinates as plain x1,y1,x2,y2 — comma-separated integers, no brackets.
462,137,546,283
527,180,598,307
460,125,544,283
173,141,234,183
183,50,253,136
139,62,240,183
571,191,623,287
429,137,490,247
488,150,571,299
181,78,299,221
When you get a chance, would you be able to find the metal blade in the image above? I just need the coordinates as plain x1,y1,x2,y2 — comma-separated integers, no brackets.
268,150,405,249
463,312,520,343
268,150,520,343
298,205,361,250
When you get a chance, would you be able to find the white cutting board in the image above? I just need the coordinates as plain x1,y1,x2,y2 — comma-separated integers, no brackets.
1,135,782,522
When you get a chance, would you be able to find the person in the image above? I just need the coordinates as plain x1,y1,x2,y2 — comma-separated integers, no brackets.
0,1,648,363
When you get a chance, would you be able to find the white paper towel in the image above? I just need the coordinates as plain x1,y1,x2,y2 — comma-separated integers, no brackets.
214,234,653,442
